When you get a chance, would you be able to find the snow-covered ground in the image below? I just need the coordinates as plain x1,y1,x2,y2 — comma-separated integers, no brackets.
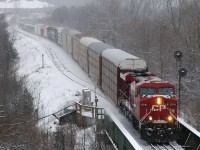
0,0,54,9
13,28,147,149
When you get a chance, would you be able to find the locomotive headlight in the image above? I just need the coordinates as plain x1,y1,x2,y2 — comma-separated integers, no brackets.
149,116,153,121
157,97,162,105
168,116,173,122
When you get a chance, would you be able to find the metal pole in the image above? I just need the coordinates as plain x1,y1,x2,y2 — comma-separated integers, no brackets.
178,68,187,117
178,75,181,117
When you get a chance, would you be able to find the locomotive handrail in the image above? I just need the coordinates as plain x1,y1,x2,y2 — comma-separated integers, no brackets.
168,109,177,120
119,89,129,100
140,109,152,123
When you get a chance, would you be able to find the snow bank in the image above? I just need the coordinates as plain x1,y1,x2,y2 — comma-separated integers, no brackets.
14,31,82,118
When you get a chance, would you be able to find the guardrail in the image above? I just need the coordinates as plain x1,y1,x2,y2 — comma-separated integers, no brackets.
177,117,200,149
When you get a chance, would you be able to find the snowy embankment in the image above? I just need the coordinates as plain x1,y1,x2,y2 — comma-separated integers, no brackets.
13,28,145,149
0,0,54,9
14,30,84,119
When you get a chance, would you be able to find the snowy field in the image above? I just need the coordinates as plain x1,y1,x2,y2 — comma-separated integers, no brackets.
0,0,54,9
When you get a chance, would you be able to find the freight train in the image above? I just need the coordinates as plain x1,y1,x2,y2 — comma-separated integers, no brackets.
18,22,179,143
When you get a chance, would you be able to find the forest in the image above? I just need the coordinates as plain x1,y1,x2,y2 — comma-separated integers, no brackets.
0,13,41,149
40,0,200,130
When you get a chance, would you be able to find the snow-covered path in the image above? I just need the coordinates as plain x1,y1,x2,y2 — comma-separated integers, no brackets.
14,28,148,149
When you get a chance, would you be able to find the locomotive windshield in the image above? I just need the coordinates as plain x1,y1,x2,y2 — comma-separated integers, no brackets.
140,88,156,95
158,87,174,95
140,87,174,95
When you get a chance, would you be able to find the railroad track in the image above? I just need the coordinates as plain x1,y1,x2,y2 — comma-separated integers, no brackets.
150,142,184,150
46,48,107,99
46,48,93,87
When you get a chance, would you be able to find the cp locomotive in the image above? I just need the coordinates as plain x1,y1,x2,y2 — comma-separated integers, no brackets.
18,22,178,142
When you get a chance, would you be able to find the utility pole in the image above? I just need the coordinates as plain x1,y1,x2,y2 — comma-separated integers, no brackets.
174,51,183,101
174,51,187,117
178,68,187,117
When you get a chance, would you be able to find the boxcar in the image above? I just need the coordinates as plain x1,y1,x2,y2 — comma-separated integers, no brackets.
20,23,35,34
42,26,58,43
57,28,64,46
47,27,58,43
79,37,100,73
35,24,45,35
66,30,82,57
88,42,114,86
72,32,84,62
101,49,147,105
61,29,68,51
42,26,48,38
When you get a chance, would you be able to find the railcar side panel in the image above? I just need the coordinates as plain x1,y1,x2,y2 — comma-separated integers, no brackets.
35,24,45,35
88,42,114,86
72,34,83,62
102,57,118,105
88,50,99,84
43,26,48,38
66,34,73,54
20,23,35,34
62,32,68,51
79,43,89,73
72,38,79,62
58,29,63,46
79,37,101,74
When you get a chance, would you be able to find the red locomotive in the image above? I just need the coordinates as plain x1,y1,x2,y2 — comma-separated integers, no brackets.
119,72,178,142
